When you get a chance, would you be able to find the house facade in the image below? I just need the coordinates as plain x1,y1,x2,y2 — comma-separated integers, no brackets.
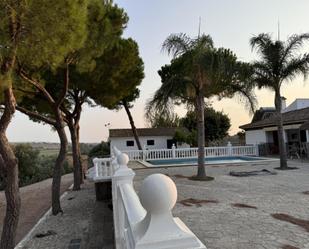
240,98,309,155
109,127,189,151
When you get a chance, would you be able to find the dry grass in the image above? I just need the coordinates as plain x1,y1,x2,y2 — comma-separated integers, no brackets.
271,213,309,233
231,203,257,209
178,198,218,207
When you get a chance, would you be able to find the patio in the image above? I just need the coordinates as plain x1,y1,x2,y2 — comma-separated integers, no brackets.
133,160,309,249
19,159,309,249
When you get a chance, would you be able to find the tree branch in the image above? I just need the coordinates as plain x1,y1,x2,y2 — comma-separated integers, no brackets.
19,70,55,105
16,106,57,126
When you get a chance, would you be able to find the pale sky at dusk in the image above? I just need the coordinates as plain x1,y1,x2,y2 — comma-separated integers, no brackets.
8,0,309,143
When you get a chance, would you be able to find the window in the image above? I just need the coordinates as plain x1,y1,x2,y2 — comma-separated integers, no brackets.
147,140,155,146
126,140,134,147
167,139,176,149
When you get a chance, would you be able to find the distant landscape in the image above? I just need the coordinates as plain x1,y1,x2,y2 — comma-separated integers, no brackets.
11,142,98,156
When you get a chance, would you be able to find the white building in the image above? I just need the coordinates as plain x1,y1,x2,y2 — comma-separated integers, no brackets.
109,127,189,151
240,98,309,154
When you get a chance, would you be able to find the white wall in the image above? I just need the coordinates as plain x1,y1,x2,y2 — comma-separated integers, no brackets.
245,129,267,145
246,128,292,144
110,136,188,151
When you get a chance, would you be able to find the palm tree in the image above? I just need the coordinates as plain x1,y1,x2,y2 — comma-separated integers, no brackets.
250,33,309,169
147,33,256,180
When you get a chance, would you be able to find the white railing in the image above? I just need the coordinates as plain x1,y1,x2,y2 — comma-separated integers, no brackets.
175,147,198,158
123,142,259,161
111,147,207,249
146,148,174,160
86,158,114,181
121,150,144,161
231,145,257,156
205,146,229,157
87,147,123,182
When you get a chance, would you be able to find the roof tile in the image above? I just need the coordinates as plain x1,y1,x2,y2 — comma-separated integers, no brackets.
240,107,309,130
109,127,188,137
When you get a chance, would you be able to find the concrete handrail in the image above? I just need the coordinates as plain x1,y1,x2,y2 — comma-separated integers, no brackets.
112,147,207,249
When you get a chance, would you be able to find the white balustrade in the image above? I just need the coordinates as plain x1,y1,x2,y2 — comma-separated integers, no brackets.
88,144,259,247
87,158,115,182
112,150,206,249
231,145,257,156
123,144,258,161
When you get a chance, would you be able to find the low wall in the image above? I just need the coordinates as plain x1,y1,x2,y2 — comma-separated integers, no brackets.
87,147,207,249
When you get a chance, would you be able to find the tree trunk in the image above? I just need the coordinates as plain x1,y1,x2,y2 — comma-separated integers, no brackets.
68,120,81,191
76,124,84,183
275,92,288,169
196,92,207,178
52,110,68,215
0,87,21,249
123,101,142,150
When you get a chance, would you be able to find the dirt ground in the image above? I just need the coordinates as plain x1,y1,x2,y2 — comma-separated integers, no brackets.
0,173,73,244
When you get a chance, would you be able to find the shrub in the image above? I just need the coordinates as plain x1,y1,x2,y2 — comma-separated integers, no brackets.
14,144,40,186
88,142,110,167
88,141,110,159
0,144,74,190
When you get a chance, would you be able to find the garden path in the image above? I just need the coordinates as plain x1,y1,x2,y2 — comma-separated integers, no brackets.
0,173,73,245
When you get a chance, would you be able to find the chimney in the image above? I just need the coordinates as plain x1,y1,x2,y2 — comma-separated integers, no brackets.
281,96,286,112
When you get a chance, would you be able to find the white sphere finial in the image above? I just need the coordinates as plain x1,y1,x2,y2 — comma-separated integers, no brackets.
139,174,177,214
117,153,129,166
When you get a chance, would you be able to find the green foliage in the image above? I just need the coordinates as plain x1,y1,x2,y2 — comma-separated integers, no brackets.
14,144,40,184
1,0,90,70
79,143,96,155
146,108,180,128
15,1,132,127
250,33,309,93
173,129,192,145
20,0,89,69
174,107,231,146
89,38,144,108
88,142,110,160
77,0,128,72
147,33,256,115
0,144,73,189
1,0,92,107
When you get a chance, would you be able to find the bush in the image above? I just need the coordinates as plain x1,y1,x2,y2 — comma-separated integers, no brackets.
33,154,72,183
80,143,96,155
14,144,40,186
88,142,110,167
88,141,110,159
0,144,73,190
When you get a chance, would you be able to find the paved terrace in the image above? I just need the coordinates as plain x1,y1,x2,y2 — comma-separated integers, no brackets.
20,160,309,249
134,160,309,249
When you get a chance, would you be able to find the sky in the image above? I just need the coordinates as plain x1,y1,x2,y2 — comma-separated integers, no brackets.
8,0,309,143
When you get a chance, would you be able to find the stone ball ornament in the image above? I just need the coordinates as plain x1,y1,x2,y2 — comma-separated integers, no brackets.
117,153,129,166
139,174,177,214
